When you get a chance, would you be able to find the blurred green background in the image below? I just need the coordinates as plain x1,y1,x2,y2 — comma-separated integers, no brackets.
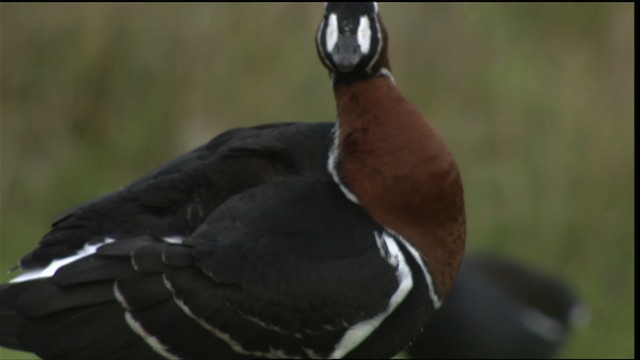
0,3,633,359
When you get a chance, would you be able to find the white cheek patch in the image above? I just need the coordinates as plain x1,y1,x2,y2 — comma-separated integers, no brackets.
325,13,338,53
357,15,372,55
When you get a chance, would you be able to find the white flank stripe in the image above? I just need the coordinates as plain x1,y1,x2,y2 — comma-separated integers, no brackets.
162,275,300,359
520,306,566,342
374,232,392,264
125,312,181,360
568,302,591,328
388,230,442,309
10,237,115,283
113,281,131,310
162,236,184,245
329,232,413,359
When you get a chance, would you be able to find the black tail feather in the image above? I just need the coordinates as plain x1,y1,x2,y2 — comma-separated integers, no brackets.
0,283,29,351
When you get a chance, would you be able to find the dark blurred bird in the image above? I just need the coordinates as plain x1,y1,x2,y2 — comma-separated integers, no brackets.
0,3,466,358
405,254,588,359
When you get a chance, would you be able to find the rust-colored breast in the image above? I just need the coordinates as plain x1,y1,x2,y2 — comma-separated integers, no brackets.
335,76,466,297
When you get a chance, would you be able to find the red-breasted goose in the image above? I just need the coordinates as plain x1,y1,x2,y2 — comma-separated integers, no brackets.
0,3,465,358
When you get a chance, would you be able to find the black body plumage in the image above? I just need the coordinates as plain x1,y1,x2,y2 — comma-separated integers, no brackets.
0,123,434,359
406,254,585,359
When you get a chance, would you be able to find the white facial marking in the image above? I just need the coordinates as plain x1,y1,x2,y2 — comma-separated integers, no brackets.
330,231,413,358
325,13,339,53
366,14,383,73
10,237,115,283
357,16,372,55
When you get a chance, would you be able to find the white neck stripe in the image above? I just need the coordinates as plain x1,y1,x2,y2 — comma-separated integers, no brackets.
327,124,360,204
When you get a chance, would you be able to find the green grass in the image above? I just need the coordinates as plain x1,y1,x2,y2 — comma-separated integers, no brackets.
0,3,634,359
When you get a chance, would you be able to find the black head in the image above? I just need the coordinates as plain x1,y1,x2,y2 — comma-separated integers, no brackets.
316,2,390,82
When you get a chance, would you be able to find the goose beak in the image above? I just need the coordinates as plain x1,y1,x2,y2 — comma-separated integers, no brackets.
331,35,363,73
